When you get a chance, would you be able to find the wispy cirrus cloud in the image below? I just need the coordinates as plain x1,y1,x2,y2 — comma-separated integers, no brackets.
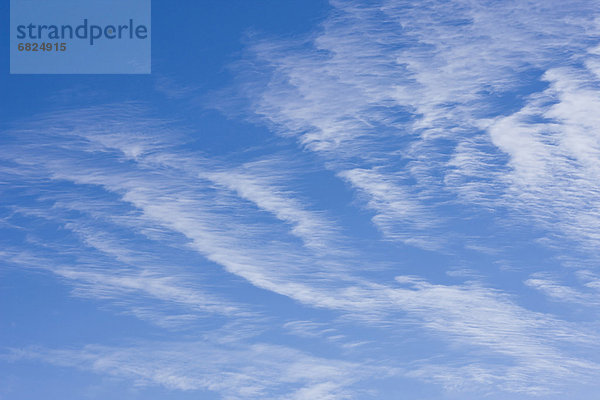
525,270,600,306
484,63,600,251
203,164,340,252
4,339,383,400
5,3,600,391
2,101,600,395
222,0,600,255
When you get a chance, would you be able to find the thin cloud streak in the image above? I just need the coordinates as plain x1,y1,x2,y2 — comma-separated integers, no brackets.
4,340,383,400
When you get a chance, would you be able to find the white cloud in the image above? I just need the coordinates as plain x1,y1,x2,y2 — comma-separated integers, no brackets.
483,63,600,250
526,271,600,305
222,0,600,254
5,3,600,388
3,101,600,395
5,340,379,400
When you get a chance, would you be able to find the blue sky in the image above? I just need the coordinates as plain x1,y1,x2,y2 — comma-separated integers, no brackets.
2,0,600,399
